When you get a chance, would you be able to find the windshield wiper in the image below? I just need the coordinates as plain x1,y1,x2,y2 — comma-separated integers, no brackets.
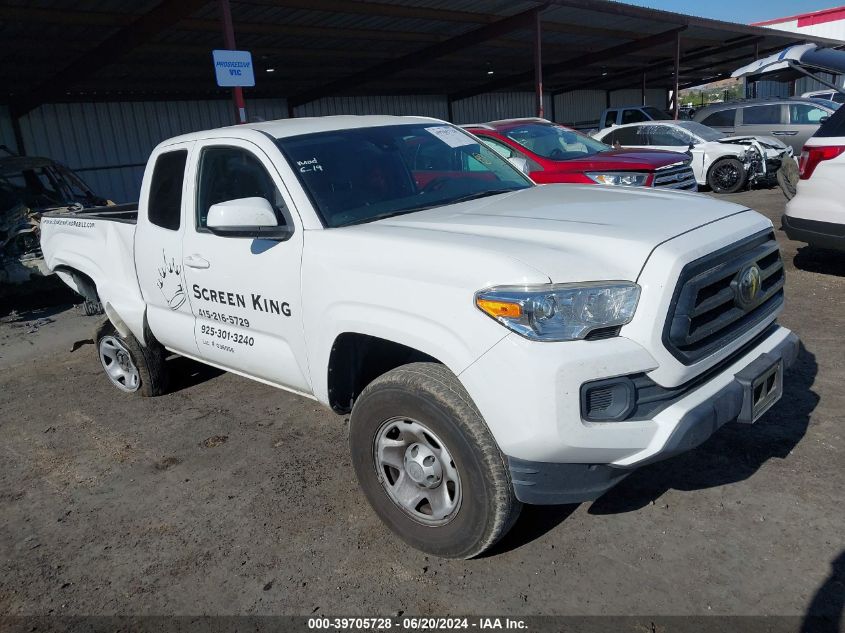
448,188,519,205
332,189,520,228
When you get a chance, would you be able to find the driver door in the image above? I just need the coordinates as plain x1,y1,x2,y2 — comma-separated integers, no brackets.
180,139,311,393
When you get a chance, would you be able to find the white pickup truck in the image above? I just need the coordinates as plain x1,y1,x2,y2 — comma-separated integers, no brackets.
41,115,798,559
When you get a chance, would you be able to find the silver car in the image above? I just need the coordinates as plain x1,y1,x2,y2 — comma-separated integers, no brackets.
693,98,836,153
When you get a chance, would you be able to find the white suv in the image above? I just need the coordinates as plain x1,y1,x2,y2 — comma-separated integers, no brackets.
783,106,845,250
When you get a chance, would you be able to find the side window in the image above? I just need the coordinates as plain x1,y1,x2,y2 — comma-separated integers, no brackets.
196,146,287,229
148,150,187,231
481,136,519,159
789,104,828,125
650,127,691,146
742,105,781,125
701,109,735,127
602,110,618,128
613,126,642,145
622,109,649,124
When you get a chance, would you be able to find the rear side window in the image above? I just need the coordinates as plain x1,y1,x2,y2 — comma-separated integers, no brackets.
700,109,735,127
742,105,781,125
621,109,649,124
816,106,845,138
789,104,829,125
602,110,617,128
148,150,187,231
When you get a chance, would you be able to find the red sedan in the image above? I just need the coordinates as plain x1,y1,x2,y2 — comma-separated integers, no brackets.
463,118,698,191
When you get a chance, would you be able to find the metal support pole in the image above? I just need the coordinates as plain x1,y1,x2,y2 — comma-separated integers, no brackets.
534,10,543,118
672,30,681,120
218,0,247,124
9,106,26,156
641,72,646,106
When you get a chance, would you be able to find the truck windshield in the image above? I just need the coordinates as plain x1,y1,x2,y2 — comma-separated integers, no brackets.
502,124,611,161
276,123,532,228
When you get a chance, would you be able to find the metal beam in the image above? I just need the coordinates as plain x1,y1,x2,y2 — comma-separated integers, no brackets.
287,6,545,108
551,35,762,95
450,26,685,102
672,30,680,119
15,0,208,115
534,11,544,118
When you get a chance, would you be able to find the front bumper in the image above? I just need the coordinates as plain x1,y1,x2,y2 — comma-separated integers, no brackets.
782,214,845,251
505,331,799,505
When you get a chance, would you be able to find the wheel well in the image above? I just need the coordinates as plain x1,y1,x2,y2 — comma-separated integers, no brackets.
327,333,439,414
54,266,99,302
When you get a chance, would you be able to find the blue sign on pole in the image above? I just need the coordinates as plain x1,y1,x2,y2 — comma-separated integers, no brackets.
212,50,255,88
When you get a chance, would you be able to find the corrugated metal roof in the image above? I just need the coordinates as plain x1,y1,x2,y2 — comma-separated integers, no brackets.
0,0,841,106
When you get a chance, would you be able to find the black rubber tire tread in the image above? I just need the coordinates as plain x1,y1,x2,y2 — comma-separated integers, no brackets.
349,362,521,559
707,157,746,194
777,157,798,200
83,300,104,316
95,321,167,397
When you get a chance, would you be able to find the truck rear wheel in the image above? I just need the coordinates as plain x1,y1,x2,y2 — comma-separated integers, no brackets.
95,322,167,397
349,362,521,559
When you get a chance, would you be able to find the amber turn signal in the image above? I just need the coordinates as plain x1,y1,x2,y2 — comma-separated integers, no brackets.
476,298,522,319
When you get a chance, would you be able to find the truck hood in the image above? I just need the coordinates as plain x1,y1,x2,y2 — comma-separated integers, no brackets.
361,184,749,283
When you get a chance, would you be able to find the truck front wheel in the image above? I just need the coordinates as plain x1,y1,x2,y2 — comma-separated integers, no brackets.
707,157,746,194
349,362,521,559
95,322,167,397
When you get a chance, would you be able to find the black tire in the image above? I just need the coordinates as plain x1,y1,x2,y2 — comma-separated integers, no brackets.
707,157,746,194
95,321,167,397
777,157,799,200
349,362,521,559
83,299,104,316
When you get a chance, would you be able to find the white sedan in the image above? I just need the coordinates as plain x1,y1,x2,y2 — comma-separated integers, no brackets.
592,120,792,194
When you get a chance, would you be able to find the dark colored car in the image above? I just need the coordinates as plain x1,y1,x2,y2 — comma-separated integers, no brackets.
463,118,697,191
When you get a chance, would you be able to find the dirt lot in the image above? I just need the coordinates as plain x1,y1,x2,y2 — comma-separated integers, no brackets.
0,188,842,622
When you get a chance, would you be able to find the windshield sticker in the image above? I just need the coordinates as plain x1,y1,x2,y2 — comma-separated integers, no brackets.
425,126,475,148
297,157,323,173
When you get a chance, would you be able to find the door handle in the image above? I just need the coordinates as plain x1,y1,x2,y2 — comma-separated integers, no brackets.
772,131,798,136
184,254,210,269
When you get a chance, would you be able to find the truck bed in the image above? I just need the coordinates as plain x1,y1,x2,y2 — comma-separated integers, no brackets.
40,201,148,343
42,202,138,223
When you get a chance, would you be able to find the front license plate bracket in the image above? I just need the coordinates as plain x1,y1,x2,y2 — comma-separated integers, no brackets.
735,352,783,424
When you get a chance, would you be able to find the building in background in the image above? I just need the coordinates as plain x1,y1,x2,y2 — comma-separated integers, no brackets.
750,6,845,97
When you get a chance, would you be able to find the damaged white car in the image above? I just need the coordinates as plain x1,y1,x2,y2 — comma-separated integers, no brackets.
0,154,111,286
592,120,793,194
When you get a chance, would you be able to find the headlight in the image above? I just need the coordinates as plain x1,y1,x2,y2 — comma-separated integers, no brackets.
586,172,649,187
475,282,640,341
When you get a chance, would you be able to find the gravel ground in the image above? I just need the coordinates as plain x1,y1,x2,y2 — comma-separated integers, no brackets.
0,188,842,622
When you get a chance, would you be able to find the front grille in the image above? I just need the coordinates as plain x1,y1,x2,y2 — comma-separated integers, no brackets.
663,230,785,364
653,163,698,191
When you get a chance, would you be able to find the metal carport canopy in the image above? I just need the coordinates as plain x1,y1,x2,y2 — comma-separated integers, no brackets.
1,0,842,114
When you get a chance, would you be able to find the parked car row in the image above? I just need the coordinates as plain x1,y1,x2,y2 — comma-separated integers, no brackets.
732,43,845,253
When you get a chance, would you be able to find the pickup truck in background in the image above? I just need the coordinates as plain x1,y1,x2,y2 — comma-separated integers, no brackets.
41,115,798,559
599,105,676,129
464,118,697,190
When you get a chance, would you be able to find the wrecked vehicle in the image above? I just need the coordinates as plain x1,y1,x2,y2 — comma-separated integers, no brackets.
592,120,793,194
0,154,111,286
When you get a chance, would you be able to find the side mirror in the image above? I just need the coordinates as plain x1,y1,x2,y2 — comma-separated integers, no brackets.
507,156,531,175
206,197,293,240
820,115,830,123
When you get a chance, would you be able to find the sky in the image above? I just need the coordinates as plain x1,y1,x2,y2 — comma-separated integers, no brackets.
620,0,843,24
